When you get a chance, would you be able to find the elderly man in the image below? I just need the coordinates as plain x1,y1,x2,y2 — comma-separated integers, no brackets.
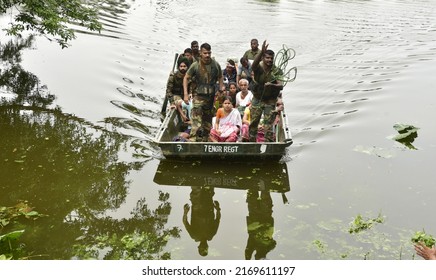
183,43,225,142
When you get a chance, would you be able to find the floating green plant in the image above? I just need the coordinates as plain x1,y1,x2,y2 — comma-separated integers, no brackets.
348,213,384,234
411,231,435,248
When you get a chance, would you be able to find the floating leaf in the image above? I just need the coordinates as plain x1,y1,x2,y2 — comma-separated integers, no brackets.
0,230,25,242
24,211,40,217
0,219,10,227
0,254,12,260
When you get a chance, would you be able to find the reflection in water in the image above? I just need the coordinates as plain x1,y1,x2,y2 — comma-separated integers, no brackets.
245,190,276,260
183,187,221,257
392,123,419,150
154,159,291,193
0,37,54,107
71,192,181,260
2,0,435,260
154,159,290,258
0,38,178,259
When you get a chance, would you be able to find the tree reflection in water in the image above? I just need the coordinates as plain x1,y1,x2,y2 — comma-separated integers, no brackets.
0,37,180,259
0,36,54,107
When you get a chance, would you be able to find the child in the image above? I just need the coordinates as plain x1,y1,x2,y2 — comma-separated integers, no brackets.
227,82,238,107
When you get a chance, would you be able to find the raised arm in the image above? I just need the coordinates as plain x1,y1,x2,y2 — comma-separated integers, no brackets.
252,40,268,71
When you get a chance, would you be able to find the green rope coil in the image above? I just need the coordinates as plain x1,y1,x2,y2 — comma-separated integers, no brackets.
271,45,297,87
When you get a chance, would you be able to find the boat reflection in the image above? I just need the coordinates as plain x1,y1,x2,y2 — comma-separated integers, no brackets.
154,160,290,259
153,160,291,193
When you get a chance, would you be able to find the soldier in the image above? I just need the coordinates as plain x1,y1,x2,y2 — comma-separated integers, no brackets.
243,38,260,61
166,57,190,109
183,43,225,142
191,40,200,62
177,48,193,66
249,40,284,142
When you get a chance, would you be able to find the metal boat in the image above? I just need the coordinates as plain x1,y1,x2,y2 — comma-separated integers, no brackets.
154,108,293,160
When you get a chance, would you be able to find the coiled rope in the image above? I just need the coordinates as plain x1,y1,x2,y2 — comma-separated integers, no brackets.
272,45,297,87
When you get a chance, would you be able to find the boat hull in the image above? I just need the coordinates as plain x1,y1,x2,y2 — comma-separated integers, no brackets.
154,108,292,160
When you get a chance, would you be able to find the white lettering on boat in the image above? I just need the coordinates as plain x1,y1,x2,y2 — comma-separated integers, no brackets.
204,177,237,187
204,145,239,153
260,144,267,154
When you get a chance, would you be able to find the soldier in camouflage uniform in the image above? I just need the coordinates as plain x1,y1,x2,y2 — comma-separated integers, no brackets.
183,43,225,142
249,40,284,142
166,58,190,109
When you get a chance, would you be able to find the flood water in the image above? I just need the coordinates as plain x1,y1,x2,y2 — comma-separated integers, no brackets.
1,0,436,260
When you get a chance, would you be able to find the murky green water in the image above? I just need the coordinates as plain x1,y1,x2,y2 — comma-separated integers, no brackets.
1,0,436,259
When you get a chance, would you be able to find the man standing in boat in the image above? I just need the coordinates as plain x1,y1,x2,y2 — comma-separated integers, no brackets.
183,43,225,142
249,40,284,142
243,38,260,61
191,40,200,62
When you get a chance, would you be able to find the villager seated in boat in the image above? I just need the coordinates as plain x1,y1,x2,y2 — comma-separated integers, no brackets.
235,78,253,117
237,57,252,85
214,89,226,111
209,96,242,142
241,104,251,142
227,82,238,107
172,96,193,142
177,95,193,124
223,59,237,88
271,98,284,141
